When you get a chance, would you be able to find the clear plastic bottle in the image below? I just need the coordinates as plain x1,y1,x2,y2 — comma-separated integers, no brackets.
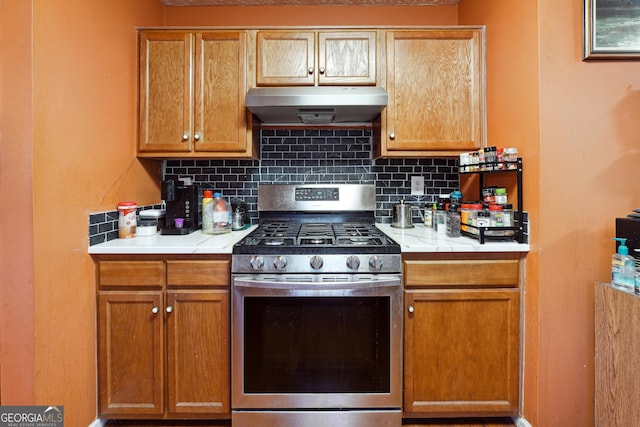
212,192,232,234
434,202,447,235
202,190,214,234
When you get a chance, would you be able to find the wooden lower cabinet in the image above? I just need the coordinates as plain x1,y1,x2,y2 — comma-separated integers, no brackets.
166,290,229,415
98,290,165,416
96,257,231,420
403,254,521,418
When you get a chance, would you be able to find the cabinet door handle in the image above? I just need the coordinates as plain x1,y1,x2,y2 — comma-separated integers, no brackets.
319,67,325,75
389,133,396,140
193,133,200,141
182,133,189,141
166,305,173,313
308,67,314,75
407,305,414,313
151,306,159,314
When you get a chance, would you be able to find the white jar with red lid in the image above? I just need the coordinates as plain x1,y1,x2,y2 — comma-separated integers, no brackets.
117,201,137,238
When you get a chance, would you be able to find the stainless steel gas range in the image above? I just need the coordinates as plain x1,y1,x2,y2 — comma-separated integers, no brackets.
231,184,402,427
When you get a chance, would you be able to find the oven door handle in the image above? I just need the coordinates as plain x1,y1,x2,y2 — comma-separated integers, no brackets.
232,275,402,292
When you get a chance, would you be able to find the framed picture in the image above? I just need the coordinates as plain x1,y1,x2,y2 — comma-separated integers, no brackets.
583,0,640,59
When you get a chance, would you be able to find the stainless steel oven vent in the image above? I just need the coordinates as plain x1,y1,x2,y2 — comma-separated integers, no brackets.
245,86,388,125
297,109,335,125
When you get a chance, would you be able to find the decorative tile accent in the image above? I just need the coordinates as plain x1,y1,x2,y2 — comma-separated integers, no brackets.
88,204,164,246
163,128,460,224
89,129,460,244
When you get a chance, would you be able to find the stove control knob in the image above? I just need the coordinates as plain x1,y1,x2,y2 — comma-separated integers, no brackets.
249,256,264,271
273,256,287,271
310,255,324,270
369,255,384,271
346,255,361,270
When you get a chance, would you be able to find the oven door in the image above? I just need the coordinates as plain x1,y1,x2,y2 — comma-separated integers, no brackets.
231,273,402,410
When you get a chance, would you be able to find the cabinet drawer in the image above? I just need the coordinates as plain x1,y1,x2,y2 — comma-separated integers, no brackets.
404,259,519,288
99,261,164,288
166,260,230,287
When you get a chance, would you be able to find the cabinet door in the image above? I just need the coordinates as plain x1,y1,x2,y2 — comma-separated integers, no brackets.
166,290,230,415
382,29,484,156
194,32,248,154
98,291,164,416
138,31,193,153
256,31,315,86
404,289,519,416
318,31,376,85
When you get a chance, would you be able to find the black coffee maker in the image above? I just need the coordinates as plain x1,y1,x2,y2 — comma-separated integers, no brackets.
161,180,200,235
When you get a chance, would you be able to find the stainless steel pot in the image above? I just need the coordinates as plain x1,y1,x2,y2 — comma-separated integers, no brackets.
391,200,414,228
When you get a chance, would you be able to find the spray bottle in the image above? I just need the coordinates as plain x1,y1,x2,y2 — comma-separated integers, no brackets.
611,237,635,292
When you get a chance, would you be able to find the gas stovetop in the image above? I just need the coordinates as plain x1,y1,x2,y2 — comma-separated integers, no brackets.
233,221,400,255
231,184,401,274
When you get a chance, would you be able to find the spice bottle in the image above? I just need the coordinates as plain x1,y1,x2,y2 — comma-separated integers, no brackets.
494,188,508,205
446,203,461,238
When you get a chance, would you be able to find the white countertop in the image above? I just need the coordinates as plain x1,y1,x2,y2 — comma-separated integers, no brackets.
88,226,258,255
88,223,529,255
376,223,530,253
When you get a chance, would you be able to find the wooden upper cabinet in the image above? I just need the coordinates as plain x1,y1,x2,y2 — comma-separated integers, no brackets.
377,28,485,157
256,31,315,86
194,32,250,154
138,31,193,154
318,31,377,85
256,30,377,86
138,30,257,158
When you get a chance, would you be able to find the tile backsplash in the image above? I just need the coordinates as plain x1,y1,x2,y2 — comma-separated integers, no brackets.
89,128,460,245
164,128,459,221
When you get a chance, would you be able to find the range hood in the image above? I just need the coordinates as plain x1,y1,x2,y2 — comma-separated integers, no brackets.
245,86,388,126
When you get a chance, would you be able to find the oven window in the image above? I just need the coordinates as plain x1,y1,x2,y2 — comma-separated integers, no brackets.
243,296,391,394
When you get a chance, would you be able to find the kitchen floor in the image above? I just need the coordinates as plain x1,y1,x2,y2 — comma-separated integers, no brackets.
106,418,517,426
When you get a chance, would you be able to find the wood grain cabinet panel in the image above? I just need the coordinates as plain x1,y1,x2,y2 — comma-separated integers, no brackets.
96,257,232,419
166,260,230,287
404,289,519,417
257,31,315,86
377,28,485,158
403,255,521,418
166,290,230,415
138,30,256,159
138,31,193,154
98,291,164,416
256,30,377,86
404,259,519,288
99,260,164,288
595,282,640,425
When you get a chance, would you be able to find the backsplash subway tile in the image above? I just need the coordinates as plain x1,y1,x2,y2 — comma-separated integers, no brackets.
163,128,459,223
89,129,459,245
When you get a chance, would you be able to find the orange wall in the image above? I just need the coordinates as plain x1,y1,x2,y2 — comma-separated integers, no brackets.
27,0,163,424
0,0,35,403
458,0,541,424
6,1,639,426
163,5,457,26
537,0,640,425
